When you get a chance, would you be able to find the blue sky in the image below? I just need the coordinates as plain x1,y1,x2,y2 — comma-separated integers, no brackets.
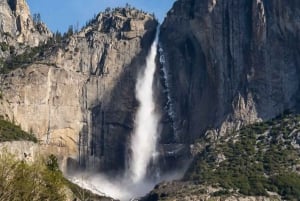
27,0,176,33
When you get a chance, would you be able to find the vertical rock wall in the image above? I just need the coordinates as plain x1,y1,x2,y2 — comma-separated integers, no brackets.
0,7,158,172
160,0,300,141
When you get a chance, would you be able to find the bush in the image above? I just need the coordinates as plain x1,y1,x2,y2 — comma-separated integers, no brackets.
271,173,300,200
0,42,9,52
1,43,53,73
46,154,60,171
0,153,66,201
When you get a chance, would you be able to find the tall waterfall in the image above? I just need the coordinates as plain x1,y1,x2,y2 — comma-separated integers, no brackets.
129,27,160,183
69,27,185,201
69,28,165,201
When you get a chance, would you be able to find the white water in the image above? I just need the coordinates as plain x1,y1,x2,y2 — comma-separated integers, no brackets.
69,27,169,201
69,170,184,201
68,27,188,200
129,27,160,183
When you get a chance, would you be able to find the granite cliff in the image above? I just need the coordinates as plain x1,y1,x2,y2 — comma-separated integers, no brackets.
160,0,300,142
143,0,300,200
0,4,158,172
0,0,51,59
0,0,300,200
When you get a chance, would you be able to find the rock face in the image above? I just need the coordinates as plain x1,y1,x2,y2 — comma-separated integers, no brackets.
160,0,300,141
0,7,158,172
0,0,51,58
0,0,299,193
0,141,39,162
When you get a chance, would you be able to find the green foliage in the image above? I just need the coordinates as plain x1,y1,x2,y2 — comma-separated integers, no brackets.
0,119,37,142
64,25,74,38
0,44,51,73
54,31,63,43
0,28,69,74
0,42,9,52
186,114,300,199
46,154,60,172
84,13,98,28
0,153,105,201
0,153,66,201
33,13,41,25
271,173,300,200
4,46,42,68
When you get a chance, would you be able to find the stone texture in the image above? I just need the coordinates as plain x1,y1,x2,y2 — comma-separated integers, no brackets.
1,0,299,199
160,0,300,142
0,0,52,58
0,140,39,162
0,65,85,168
0,7,158,172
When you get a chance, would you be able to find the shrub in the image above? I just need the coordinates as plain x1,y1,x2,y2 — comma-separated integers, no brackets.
271,173,300,200
0,42,9,51
0,153,66,201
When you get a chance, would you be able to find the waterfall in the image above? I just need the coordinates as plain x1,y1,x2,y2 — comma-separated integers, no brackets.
129,27,160,183
68,27,184,201
69,27,163,201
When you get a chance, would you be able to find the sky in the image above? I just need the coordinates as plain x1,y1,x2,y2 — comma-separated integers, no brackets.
26,0,176,33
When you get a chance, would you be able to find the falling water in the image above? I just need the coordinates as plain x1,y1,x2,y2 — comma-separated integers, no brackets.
69,27,162,200
68,26,185,201
129,27,160,183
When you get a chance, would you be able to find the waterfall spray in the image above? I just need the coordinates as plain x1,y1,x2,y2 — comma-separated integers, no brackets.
129,27,160,183
69,27,185,201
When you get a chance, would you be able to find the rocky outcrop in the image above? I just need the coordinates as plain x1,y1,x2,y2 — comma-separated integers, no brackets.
0,7,158,172
160,0,300,141
0,141,38,162
0,65,86,168
0,0,52,46
0,0,52,58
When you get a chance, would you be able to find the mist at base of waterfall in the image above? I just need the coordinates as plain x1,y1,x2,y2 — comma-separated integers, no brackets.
67,26,179,201
68,170,185,201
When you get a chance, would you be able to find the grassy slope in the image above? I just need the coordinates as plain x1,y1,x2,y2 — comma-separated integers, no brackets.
0,152,112,201
0,119,38,142
185,115,300,200
143,115,300,201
